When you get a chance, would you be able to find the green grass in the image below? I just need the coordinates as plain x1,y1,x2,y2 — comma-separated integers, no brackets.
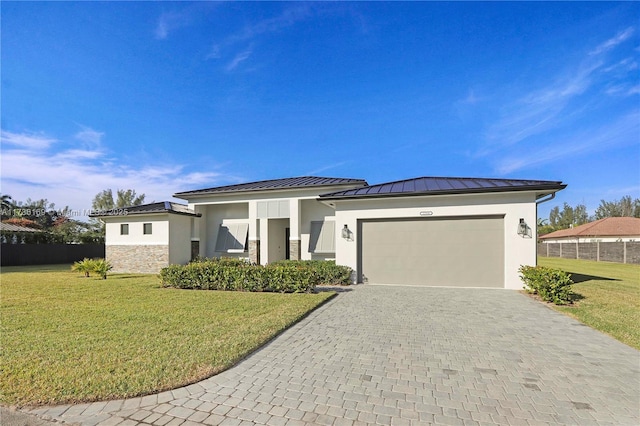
538,257,640,350
0,265,334,407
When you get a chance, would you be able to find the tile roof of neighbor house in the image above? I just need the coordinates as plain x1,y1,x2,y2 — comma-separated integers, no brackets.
539,217,640,239
174,176,368,198
88,202,200,217
320,176,567,200
0,222,43,233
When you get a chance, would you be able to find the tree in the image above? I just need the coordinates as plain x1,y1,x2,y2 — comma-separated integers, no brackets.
593,196,640,219
548,203,588,229
90,189,146,239
92,189,146,212
1,194,14,217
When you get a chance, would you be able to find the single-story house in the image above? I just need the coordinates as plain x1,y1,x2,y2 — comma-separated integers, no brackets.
539,217,640,243
92,175,566,289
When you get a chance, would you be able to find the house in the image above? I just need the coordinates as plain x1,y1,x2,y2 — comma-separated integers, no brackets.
539,217,640,243
0,221,43,244
92,175,566,289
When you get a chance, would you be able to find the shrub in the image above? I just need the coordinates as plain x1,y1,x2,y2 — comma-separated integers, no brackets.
519,265,575,305
71,258,96,277
71,258,113,279
271,260,353,286
92,259,113,280
159,258,352,293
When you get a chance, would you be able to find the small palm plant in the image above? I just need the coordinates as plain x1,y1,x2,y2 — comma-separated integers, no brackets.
92,259,113,280
71,258,95,277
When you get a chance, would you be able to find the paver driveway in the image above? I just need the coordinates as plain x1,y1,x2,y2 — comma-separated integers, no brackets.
25,285,639,425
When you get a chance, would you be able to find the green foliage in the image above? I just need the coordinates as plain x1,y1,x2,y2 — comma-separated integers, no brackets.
271,260,353,285
594,195,640,219
91,188,146,211
519,265,576,305
71,258,112,279
160,258,353,293
72,258,93,277
92,259,113,279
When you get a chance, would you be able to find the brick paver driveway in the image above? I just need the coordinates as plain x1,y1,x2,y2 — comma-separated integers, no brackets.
26,286,639,425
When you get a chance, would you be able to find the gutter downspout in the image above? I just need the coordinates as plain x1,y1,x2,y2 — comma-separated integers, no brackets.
535,192,557,264
536,192,556,205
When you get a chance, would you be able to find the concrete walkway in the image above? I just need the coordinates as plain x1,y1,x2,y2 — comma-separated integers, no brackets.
22,286,640,425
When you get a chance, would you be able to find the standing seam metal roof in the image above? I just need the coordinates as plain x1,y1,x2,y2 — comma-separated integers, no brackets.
174,176,368,197
88,202,200,217
319,176,566,199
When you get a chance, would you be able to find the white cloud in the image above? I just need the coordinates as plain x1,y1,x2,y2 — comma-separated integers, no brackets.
226,46,253,71
494,112,639,174
1,130,57,149
209,3,315,66
1,129,234,218
74,125,104,147
155,11,191,40
589,27,634,56
478,27,638,163
305,161,349,175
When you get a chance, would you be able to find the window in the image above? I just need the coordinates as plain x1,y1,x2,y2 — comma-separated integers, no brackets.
143,223,152,235
309,221,335,253
120,224,129,235
215,223,249,252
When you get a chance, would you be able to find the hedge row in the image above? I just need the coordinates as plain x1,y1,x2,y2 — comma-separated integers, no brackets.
159,258,353,293
519,265,575,305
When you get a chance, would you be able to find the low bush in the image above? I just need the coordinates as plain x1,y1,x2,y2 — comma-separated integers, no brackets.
160,258,353,293
519,265,575,305
271,260,352,286
71,258,113,279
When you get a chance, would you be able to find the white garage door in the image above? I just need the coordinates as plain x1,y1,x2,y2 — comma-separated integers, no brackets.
359,216,504,287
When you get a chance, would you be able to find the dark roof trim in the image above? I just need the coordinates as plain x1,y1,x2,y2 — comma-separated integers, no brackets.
319,176,567,200
89,201,200,218
174,176,368,198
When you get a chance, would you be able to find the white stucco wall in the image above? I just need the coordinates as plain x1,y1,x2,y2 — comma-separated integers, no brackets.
300,199,336,261
201,203,249,258
332,191,539,290
105,214,170,245
168,214,193,265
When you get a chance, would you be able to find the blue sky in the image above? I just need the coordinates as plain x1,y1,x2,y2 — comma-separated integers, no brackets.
1,1,638,220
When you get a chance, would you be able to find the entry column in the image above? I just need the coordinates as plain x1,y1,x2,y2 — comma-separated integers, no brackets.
289,199,301,260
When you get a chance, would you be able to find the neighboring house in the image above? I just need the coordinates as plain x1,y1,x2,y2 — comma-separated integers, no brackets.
539,217,640,243
92,175,566,289
0,222,43,244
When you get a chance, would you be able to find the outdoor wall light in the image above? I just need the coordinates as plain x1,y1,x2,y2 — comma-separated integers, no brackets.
342,224,350,240
517,218,529,237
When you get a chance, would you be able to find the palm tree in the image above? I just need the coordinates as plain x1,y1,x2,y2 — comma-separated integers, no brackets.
1,194,14,219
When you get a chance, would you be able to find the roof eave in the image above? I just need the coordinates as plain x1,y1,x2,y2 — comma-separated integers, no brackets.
89,210,201,218
320,184,567,201
174,181,368,199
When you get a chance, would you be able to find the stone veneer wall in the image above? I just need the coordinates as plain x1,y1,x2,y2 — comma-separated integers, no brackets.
106,245,170,274
289,239,301,261
249,240,260,264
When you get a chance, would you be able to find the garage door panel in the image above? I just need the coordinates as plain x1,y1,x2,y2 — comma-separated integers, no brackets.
360,217,504,287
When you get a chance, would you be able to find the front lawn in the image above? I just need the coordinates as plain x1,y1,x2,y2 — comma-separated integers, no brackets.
0,265,334,407
538,257,640,350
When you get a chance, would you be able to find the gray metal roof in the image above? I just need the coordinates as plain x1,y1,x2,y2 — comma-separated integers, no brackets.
89,202,200,217
174,176,368,198
0,222,43,233
319,176,567,200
